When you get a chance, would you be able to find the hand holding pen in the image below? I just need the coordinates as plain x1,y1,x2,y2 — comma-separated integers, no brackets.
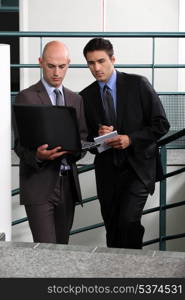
98,123,114,136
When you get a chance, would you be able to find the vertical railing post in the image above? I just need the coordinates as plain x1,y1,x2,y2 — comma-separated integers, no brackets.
159,145,167,250
152,37,155,87
39,37,43,79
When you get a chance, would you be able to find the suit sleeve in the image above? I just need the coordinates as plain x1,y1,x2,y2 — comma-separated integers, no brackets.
129,76,170,148
66,94,88,163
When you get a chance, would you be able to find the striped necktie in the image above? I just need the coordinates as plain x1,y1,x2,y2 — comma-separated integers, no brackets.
54,89,70,171
54,88,64,106
102,84,116,127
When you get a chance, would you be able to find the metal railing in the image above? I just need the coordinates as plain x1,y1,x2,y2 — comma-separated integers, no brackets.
11,129,185,250
1,31,185,93
4,31,184,250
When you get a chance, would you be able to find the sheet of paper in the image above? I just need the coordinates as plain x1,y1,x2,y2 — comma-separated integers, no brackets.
94,130,118,153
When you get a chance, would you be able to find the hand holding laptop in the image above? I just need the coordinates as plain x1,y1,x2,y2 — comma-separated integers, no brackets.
36,144,69,161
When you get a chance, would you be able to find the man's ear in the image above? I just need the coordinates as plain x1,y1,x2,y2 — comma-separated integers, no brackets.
38,57,43,67
111,55,116,64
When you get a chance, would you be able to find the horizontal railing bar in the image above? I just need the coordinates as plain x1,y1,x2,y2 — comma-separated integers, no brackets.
11,188,20,196
80,196,97,205
10,63,185,69
11,185,185,214
168,164,185,166
151,64,185,68
70,222,104,235
11,64,39,68
142,199,185,215
1,31,185,37
143,232,185,246
164,200,185,210
12,213,185,243
0,7,19,12
11,91,185,96
143,238,159,246
164,167,185,179
158,128,185,146
77,164,94,174
143,206,160,215
158,92,185,95
12,216,104,236
12,217,27,226
162,232,185,241
12,214,185,243
166,146,185,150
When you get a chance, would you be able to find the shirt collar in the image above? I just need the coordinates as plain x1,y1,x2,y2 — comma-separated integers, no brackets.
41,78,63,95
98,70,117,91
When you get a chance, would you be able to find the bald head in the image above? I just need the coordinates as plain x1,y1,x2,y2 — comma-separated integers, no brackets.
42,40,70,61
39,40,70,88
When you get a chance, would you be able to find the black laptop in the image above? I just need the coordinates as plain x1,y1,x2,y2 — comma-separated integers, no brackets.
13,104,97,151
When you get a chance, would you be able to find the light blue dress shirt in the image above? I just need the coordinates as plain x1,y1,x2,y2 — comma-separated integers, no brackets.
41,78,64,105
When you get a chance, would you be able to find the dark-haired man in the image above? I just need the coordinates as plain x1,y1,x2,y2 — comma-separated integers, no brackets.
80,38,170,249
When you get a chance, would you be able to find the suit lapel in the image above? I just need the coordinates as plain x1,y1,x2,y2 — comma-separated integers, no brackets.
63,87,71,106
92,82,105,123
35,81,52,105
116,72,128,132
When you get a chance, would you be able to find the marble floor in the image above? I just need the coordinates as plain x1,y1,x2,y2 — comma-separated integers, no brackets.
0,241,185,278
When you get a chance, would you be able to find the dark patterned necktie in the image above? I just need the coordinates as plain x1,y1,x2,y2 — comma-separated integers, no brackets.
54,88,64,106
102,85,125,167
53,88,69,170
102,84,116,127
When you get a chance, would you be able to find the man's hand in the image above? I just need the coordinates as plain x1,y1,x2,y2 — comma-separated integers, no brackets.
98,125,114,136
36,144,68,161
105,135,131,149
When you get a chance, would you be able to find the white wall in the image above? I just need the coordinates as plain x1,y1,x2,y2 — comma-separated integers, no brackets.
12,0,185,251
19,0,180,92
0,44,11,241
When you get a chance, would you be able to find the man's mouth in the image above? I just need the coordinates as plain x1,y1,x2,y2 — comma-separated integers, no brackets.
95,72,104,77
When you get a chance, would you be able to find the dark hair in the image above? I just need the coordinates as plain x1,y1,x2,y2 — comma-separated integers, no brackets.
83,38,114,58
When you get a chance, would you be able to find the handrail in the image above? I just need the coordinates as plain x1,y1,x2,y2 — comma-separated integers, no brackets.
0,7,19,12
12,129,185,250
1,31,185,37
158,128,185,147
10,63,185,69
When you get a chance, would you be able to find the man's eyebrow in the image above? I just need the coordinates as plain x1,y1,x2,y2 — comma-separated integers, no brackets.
87,58,105,63
47,63,66,67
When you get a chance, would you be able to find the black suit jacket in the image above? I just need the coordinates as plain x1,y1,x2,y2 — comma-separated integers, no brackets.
80,71,170,196
14,80,87,205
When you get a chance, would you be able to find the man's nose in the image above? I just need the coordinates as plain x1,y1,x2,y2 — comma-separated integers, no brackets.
94,62,100,71
54,67,59,75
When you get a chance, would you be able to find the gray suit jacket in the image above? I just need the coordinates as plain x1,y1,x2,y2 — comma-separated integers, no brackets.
14,80,87,205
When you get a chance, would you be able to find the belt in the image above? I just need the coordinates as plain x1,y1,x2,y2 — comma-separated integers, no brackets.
59,169,71,176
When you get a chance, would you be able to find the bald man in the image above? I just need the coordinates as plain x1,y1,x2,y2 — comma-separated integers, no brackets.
14,41,87,244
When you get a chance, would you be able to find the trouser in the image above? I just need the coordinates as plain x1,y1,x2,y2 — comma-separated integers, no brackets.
25,172,75,244
99,165,148,249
